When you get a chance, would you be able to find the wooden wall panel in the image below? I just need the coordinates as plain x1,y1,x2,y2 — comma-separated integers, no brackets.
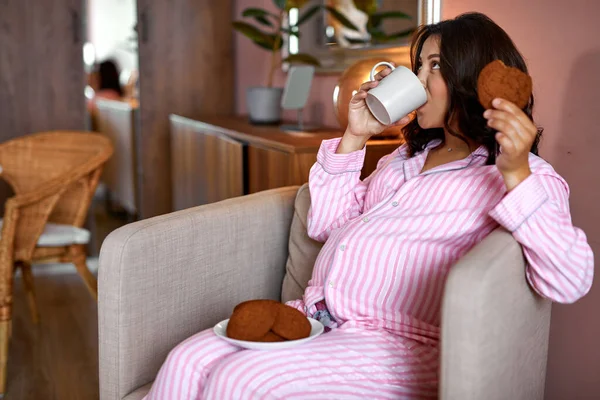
0,0,27,140
0,0,85,138
0,0,86,213
27,0,86,134
136,0,234,218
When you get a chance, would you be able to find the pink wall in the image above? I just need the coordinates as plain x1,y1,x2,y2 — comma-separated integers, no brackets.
441,3,600,399
235,1,600,398
234,0,340,127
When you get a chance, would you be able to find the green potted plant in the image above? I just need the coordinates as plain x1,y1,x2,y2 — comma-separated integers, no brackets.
233,0,357,124
348,1,415,45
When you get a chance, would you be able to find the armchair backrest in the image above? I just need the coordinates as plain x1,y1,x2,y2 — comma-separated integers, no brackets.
0,131,111,193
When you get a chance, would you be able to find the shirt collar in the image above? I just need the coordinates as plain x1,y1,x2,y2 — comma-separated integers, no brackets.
402,139,489,181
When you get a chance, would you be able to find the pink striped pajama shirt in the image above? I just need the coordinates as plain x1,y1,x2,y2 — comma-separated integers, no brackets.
144,137,593,400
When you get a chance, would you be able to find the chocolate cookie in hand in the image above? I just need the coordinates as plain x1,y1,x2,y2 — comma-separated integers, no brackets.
477,60,532,110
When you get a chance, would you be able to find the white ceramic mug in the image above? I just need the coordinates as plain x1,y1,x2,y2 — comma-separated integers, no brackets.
366,62,427,125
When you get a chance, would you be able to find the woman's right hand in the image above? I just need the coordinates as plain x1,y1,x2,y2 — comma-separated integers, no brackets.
337,64,411,154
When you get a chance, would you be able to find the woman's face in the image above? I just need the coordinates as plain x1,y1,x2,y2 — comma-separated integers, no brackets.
415,36,449,129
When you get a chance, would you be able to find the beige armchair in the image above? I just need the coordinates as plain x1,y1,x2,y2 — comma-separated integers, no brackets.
98,184,551,400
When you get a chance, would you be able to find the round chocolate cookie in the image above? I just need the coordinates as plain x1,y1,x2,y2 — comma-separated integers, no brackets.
271,303,311,341
226,299,279,341
258,331,286,342
477,60,532,110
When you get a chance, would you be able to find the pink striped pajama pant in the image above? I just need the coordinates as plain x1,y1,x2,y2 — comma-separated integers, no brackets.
143,326,438,400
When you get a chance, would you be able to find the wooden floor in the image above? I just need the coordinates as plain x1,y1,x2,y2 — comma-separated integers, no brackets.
5,188,130,399
8,274,99,400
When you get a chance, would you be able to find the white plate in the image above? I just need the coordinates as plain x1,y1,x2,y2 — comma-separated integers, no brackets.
214,317,324,351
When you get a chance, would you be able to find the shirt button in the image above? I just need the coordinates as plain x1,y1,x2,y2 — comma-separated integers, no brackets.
362,217,369,222
339,244,346,251
329,281,334,288
392,201,399,207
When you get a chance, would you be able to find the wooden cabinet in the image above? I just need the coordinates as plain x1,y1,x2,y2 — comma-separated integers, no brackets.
170,115,244,211
247,145,294,194
170,115,403,211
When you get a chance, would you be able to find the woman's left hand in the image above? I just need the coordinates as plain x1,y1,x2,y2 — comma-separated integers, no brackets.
483,98,536,191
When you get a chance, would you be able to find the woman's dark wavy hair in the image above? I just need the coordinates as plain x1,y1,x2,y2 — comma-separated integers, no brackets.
402,12,542,164
97,59,124,97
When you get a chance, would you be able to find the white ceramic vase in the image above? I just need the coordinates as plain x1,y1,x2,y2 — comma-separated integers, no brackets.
246,87,283,125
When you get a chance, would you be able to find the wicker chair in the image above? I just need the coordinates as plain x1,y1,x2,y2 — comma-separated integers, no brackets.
0,131,113,396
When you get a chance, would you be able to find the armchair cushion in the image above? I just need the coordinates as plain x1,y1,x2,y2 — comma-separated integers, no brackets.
281,184,323,303
0,219,90,247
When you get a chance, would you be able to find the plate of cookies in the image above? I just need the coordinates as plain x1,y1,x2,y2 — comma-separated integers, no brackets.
214,299,324,350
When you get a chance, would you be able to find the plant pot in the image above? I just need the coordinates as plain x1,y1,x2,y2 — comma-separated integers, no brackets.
246,87,284,125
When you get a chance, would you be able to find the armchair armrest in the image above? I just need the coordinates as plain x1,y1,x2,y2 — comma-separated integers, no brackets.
440,228,551,400
98,186,298,400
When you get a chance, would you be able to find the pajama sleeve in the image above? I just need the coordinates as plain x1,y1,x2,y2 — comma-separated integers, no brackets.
488,171,594,304
307,137,382,243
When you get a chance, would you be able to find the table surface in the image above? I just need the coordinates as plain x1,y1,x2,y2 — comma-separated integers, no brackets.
169,114,403,153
